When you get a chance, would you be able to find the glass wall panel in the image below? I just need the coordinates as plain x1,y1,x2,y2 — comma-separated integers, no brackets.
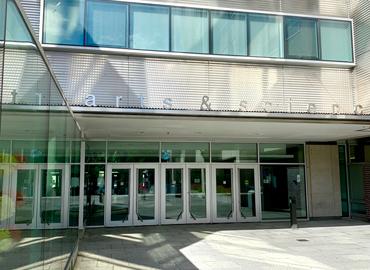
12,140,48,163
130,4,169,51
108,142,159,163
171,7,209,53
285,17,318,60
211,11,247,56
348,164,366,215
212,143,257,163
136,168,155,220
261,165,306,219
84,165,105,226
0,0,5,41
71,141,81,163
5,0,32,42
43,0,85,45
320,20,353,62
338,145,349,217
86,0,128,47
161,142,209,163
189,168,207,218
85,141,106,163
69,165,80,226
249,14,283,58
0,140,10,163
47,140,70,163
260,144,304,163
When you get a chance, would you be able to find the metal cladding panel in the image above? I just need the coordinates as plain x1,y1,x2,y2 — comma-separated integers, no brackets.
128,57,209,109
2,48,63,105
20,0,41,38
352,0,370,113
46,51,130,107
45,51,356,115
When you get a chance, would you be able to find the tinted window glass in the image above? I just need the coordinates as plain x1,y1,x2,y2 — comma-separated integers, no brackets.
86,1,128,47
44,0,85,45
211,11,247,56
161,142,209,162
212,143,257,163
285,17,318,60
260,144,304,163
171,8,209,53
108,142,159,162
130,4,169,51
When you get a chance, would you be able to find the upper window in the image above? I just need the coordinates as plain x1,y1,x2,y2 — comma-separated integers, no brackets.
6,0,32,42
211,11,247,56
86,1,128,47
259,144,304,163
320,20,353,62
43,0,85,45
249,14,284,58
130,4,170,51
171,7,209,54
285,17,319,60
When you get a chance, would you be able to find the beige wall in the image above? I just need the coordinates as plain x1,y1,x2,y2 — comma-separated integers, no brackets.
306,145,342,217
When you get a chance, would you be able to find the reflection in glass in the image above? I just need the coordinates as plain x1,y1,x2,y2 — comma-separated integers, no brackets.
86,1,128,47
40,169,62,224
108,142,159,163
165,168,183,220
161,142,209,163
137,169,155,220
211,11,247,56
69,165,80,226
259,144,304,163
320,20,353,62
43,0,85,45
0,141,10,163
212,143,257,163
249,14,283,58
285,17,318,60
84,165,105,226
216,169,233,218
171,8,209,53
239,169,256,218
189,168,207,219
261,165,306,219
111,169,130,222
15,169,36,225
130,4,169,51
85,141,106,163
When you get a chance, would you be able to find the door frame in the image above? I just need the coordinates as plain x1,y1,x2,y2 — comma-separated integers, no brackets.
37,164,66,229
235,164,261,222
10,164,39,230
211,163,236,223
160,163,186,225
105,164,134,227
0,164,10,228
186,163,211,224
133,163,159,226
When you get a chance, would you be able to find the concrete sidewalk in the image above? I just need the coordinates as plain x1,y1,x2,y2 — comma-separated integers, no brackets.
75,219,370,270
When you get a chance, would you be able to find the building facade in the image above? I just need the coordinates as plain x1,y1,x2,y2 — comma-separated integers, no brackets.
1,0,370,239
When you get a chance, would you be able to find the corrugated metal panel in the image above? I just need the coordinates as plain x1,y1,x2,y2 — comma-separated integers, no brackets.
19,0,40,38
352,0,370,113
2,48,64,105
45,51,355,114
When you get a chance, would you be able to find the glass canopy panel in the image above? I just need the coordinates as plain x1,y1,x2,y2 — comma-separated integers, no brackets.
285,17,318,60
320,20,353,62
43,0,85,45
249,14,284,58
212,143,257,163
130,4,169,51
211,11,247,56
171,7,209,53
86,0,128,47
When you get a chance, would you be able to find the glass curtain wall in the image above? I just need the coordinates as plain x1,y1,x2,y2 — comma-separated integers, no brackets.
0,1,82,269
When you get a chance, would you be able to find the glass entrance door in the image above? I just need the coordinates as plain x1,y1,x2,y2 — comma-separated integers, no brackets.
187,165,210,224
161,165,186,224
0,166,9,228
134,164,159,225
212,164,236,223
236,165,260,222
10,164,66,229
106,165,133,226
211,164,260,223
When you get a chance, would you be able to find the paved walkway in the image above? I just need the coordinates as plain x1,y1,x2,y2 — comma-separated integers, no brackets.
75,219,370,270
